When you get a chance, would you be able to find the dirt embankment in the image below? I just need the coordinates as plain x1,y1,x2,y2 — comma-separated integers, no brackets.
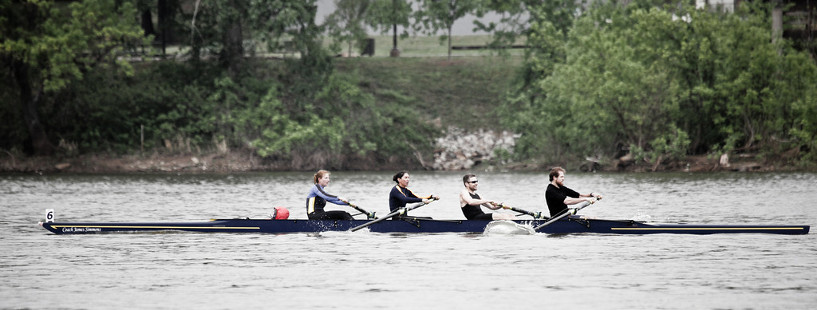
0,150,804,174
0,152,266,174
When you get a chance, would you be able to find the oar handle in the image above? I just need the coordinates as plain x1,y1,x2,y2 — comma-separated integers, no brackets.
500,204,544,219
534,199,599,231
399,197,438,216
349,199,436,232
344,201,377,220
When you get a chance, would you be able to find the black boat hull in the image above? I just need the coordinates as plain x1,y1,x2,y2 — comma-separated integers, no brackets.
39,217,810,235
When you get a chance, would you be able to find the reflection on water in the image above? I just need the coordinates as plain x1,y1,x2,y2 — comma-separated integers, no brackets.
1,172,816,309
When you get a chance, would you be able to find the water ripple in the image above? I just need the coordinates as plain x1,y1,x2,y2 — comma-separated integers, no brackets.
1,172,815,309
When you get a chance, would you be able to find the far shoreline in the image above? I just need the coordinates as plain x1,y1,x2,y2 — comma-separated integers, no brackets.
1,151,812,174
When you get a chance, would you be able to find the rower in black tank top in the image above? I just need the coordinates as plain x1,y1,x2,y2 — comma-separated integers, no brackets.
461,192,495,220
459,174,516,221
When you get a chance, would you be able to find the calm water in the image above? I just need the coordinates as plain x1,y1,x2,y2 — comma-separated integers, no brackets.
1,171,815,309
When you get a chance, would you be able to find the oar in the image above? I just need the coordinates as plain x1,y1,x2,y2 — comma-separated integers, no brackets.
343,201,377,220
499,204,545,219
350,199,436,232
534,198,599,231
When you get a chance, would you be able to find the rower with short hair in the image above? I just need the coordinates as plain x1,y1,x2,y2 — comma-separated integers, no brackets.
389,171,439,219
306,170,354,220
459,174,516,220
545,167,602,217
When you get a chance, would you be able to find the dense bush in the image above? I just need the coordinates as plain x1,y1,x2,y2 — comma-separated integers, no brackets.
27,58,435,169
501,1,817,168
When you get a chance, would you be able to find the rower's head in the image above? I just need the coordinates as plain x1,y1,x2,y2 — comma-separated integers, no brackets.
314,170,331,186
463,174,478,189
549,167,566,185
393,171,410,187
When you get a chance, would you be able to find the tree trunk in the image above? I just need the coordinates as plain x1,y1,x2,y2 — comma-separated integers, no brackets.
772,2,784,60
221,0,244,76
447,25,452,60
12,59,55,156
392,23,398,49
158,0,169,56
141,9,155,38
223,23,243,75
390,22,400,57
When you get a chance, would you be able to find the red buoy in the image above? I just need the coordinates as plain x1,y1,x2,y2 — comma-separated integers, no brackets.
272,206,289,220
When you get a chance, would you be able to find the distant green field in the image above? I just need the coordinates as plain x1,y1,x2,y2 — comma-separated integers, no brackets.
327,34,526,58
334,55,524,130
151,35,526,130
159,34,524,59
326,35,527,130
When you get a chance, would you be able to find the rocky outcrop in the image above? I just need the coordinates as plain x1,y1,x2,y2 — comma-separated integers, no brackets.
432,127,519,170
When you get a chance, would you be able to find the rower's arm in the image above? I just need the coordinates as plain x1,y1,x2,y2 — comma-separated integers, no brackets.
312,185,347,205
564,196,593,205
393,187,423,204
460,190,493,207
484,203,503,210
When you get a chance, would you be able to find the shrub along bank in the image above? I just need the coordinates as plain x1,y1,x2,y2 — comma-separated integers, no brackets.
0,56,521,172
499,2,817,171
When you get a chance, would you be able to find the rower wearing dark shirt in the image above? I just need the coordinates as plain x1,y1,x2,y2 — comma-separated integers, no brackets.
389,171,439,219
459,174,515,220
545,167,602,217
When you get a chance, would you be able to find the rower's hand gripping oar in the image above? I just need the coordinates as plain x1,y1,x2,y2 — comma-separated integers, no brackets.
342,200,377,220
349,198,438,232
498,203,545,219
534,197,600,231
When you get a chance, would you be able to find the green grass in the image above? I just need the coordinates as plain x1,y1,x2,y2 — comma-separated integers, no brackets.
150,35,526,130
159,34,523,59
334,55,523,130
328,34,526,58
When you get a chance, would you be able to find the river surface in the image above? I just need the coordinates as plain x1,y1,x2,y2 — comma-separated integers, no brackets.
2,171,815,309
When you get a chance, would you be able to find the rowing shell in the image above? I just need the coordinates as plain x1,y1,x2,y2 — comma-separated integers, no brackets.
39,216,810,235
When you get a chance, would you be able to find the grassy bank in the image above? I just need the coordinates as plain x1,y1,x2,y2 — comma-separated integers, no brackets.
344,34,525,58
335,56,522,129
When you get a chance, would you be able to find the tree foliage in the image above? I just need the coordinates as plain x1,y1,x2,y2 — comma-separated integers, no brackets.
367,0,413,35
475,0,580,53
185,0,323,74
413,0,484,59
324,0,371,56
500,1,817,167
367,0,413,52
1,0,147,155
4,0,816,172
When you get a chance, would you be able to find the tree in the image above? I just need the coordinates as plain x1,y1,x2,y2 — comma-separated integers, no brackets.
186,0,323,74
367,0,413,56
478,0,578,42
184,0,246,75
179,0,333,152
135,0,179,55
500,1,817,167
324,0,371,56
414,0,483,60
1,0,146,155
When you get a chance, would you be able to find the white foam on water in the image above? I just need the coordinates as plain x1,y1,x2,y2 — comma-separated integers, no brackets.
483,220,535,235
630,210,653,222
